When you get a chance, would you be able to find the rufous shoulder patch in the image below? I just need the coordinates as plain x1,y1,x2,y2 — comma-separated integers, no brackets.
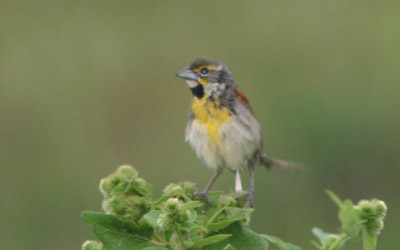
235,89,250,105
235,89,254,113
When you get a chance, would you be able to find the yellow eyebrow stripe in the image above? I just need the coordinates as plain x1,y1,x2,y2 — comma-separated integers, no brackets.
193,64,222,72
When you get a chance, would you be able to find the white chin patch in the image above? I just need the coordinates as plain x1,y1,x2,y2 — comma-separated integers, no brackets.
186,80,199,88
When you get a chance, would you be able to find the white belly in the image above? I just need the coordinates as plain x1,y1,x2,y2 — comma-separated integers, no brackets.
185,118,260,171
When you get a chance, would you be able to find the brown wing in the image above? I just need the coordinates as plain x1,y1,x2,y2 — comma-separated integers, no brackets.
235,89,254,113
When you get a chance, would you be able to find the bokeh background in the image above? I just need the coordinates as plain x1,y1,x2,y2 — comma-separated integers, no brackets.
1,1,399,249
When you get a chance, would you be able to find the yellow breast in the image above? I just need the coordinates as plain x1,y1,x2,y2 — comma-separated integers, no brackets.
191,97,231,145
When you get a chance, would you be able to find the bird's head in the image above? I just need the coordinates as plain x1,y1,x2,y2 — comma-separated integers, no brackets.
177,57,235,99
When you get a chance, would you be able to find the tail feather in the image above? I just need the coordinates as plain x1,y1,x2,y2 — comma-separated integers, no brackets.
259,155,304,170
235,170,243,193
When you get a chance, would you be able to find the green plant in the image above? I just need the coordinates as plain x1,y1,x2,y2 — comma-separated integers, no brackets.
82,165,387,250
311,191,387,250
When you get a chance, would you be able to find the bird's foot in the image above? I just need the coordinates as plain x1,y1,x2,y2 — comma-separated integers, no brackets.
194,191,212,205
235,188,254,211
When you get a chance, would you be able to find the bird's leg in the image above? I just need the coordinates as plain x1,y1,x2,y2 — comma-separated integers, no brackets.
194,170,221,204
244,166,255,210
235,167,255,211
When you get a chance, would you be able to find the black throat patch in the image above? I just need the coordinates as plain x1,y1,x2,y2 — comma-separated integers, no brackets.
190,84,204,98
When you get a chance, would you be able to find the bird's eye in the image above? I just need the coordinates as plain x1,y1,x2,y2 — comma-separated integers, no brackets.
200,68,209,75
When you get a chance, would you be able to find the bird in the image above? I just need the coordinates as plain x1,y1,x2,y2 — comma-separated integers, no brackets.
176,57,296,210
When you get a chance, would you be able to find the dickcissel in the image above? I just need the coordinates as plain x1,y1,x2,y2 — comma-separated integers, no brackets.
177,57,294,209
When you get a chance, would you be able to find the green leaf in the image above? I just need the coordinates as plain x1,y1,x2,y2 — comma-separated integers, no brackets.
206,191,225,205
311,228,347,250
207,208,247,232
339,200,362,237
208,219,237,232
93,227,148,250
310,240,322,250
190,234,232,248
187,207,199,223
164,230,173,242
201,223,268,250
155,195,170,206
142,247,169,250
82,211,146,235
111,178,133,195
312,228,335,246
325,190,344,208
143,210,162,228
133,179,152,196
82,211,149,250
326,191,362,238
182,201,204,209
181,222,208,233
260,234,302,250
222,244,235,250
224,207,253,223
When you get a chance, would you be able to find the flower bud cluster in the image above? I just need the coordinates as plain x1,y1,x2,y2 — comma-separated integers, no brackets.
163,181,197,199
218,194,237,208
157,198,191,230
82,240,103,250
99,165,152,221
356,199,387,235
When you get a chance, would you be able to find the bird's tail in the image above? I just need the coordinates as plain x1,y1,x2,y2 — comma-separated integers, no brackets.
259,154,304,170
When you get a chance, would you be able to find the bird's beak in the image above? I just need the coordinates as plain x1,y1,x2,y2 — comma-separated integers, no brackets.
176,67,198,81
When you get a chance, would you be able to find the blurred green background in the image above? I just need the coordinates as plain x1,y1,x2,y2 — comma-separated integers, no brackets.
1,1,399,249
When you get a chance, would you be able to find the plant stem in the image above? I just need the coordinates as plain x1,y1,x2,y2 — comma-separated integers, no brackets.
151,240,167,247
328,233,347,250
151,233,169,247
206,206,227,227
176,226,187,249
181,193,192,202
153,233,166,243
363,229,377,250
